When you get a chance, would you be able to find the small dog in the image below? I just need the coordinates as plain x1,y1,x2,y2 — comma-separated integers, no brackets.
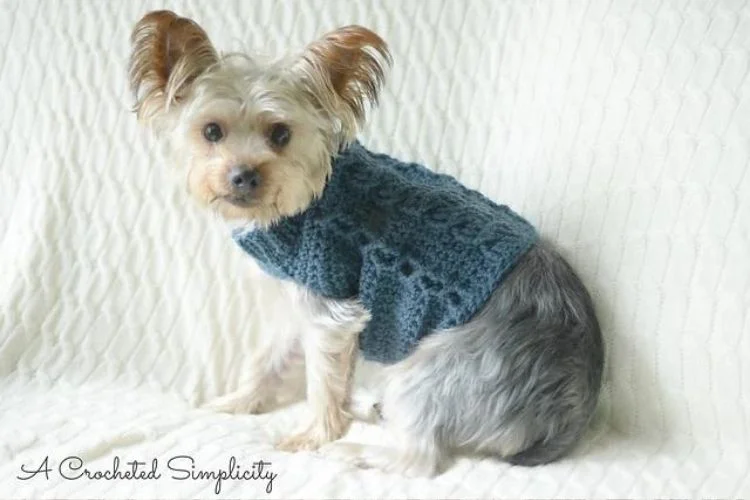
129,11,604,476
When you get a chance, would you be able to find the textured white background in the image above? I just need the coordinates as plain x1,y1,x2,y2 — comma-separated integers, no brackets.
1,0,749,497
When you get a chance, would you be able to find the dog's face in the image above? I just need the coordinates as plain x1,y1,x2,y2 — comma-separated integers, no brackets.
129,11,390,226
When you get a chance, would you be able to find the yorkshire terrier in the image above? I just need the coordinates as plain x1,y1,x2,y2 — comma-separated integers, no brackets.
128,10,604,477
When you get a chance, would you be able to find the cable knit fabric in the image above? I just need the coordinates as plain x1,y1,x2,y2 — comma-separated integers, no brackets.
233,142,538,363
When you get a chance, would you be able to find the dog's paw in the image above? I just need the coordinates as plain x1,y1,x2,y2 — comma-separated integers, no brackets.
276,431,327,452
203,389,269,415
277,406,353,452
318,442,442,477
276,417,351,452
317,442,373,469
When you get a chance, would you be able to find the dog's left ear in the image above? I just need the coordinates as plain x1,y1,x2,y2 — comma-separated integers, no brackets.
129,10,218,125
296,26,391,145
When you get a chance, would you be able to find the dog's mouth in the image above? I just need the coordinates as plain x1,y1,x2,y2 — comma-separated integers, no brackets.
221,195,254,208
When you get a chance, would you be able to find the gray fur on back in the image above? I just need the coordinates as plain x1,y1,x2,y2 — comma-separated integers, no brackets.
380,239,604,466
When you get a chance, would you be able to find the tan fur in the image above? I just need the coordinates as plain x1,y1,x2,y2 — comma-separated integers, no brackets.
277,293,368,451
129,10,388,450
129,11,391,227
178,92,332,225
296,26,392,144
129,10,218,123
130,10,602,477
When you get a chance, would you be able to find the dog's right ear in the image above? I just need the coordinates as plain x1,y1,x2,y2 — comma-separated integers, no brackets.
129,10,218,124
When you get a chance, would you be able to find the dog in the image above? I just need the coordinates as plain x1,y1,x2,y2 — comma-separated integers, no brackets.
128,10,604,477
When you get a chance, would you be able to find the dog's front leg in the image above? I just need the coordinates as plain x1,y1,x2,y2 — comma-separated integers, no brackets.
204,330,302,415
277,297,369,452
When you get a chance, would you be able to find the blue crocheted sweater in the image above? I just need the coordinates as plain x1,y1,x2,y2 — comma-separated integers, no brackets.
233,142,538,364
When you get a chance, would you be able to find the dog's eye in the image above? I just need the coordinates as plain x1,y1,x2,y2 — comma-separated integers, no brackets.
268,123,291,148
203,122,224,142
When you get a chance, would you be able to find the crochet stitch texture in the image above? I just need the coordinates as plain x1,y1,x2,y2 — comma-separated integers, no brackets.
233,142,538,364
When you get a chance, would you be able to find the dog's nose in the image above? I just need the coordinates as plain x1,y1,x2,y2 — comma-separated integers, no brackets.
228,166,261,194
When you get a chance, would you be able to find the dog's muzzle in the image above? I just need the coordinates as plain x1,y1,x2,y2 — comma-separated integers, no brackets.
226,165,261,207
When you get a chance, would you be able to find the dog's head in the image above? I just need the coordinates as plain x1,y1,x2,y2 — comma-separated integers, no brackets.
129,10,390,226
